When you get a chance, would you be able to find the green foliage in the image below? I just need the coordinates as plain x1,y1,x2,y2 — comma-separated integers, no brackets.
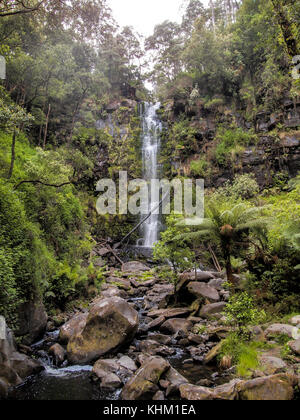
224,292,266,337
214,127,258,166
190,157,211,178
153,214,194,274
219,334,261,378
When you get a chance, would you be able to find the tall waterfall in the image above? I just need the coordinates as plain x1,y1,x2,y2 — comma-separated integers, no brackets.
139,102,162,248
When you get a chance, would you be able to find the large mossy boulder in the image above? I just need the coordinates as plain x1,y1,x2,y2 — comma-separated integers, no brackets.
237,374,297,401
67,297,139,364
59,313,88,345
15,300,47,345
121,356,170,400
0,316,42,397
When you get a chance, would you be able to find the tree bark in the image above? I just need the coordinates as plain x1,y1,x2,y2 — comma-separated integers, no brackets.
8,131,16,179
43,103,51,149
271,0,299,57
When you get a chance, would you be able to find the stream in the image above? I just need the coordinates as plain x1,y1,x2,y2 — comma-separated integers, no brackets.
8,296,225,400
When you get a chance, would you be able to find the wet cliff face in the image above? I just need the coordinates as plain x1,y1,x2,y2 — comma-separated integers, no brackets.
160,97,300,189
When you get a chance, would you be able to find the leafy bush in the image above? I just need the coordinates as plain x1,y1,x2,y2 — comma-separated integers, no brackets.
214,127,258,166
190,157,211,178
224,292,266,337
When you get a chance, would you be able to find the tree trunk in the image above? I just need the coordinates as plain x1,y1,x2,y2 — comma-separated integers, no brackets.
43,103,51,149
271,0,299,57
8,130,16,179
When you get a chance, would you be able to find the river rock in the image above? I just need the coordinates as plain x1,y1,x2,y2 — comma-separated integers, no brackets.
10,352,43,379
237,374,297,400
288,339,300,355
199,302,227,318
179,383,215,400
118,356,137,371
59,313,88,345
160,318,192,336
67,297,139,364
265,324,298,339
139,340,175,356
0,378,8,399
121,356,170,400
49,343,66,366
187,282,220,302
165,367,188,397
152,390,165,400
179,271,215,283
122,261,150,273
208,278,226,290
147,333,172,346
213,379,243,400
144,284,175,310
259,355,287,375
147,307,192,319
289,315,300,326
101,373,122,389
15,300,48,345
204,342,223,364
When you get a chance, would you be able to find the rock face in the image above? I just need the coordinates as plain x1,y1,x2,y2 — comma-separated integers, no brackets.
0,316,43,398
59,313,88,345
67,297,139,364
187,282,220,302
199,302,227,318
15,300,47,345
121,356,170,400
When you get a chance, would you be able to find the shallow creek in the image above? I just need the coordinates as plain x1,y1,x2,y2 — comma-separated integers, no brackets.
8,297,226,400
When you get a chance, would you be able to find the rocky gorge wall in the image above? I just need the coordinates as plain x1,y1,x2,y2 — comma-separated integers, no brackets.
160,97,300,189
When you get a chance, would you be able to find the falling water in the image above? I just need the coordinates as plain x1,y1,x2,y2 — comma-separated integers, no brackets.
139,102,162,248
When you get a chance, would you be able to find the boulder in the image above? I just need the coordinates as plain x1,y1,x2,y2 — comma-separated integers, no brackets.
118,356,137,372
199,302,227,319
187,282,220,302
121,356,170,400
139,340,175,356
289,315,300,326
147,333,172,346
160,318,192,336
49,343,66,366
10,352,43,379
59,313,88,345
15,300,47,345
67,297,139,364
147,308,192,319
237,374,297,401
165,367,188,397
208,278,226,290
179,271,215,283
213,379,243,400
122,261,150,273
101,373,122,389
265,324,298,339
259,355,287,375
153,390,165,400
179,383,215,400
288,339,300,356
0,378,8,400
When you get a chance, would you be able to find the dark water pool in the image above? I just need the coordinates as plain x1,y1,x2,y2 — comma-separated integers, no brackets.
8,365,120,401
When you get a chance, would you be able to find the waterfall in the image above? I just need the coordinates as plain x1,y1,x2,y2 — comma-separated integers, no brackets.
139,102,162,248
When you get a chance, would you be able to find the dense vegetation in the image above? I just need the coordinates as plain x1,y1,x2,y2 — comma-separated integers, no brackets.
0,0,299,342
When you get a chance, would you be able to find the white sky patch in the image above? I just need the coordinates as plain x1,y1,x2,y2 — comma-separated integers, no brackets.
109,0,184,36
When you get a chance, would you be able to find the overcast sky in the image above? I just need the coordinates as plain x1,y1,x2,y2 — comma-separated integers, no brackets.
109,0,185,36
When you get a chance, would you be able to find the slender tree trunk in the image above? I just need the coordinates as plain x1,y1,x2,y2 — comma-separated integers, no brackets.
271,0,299,57
8,130,16,179
43,103,51,149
